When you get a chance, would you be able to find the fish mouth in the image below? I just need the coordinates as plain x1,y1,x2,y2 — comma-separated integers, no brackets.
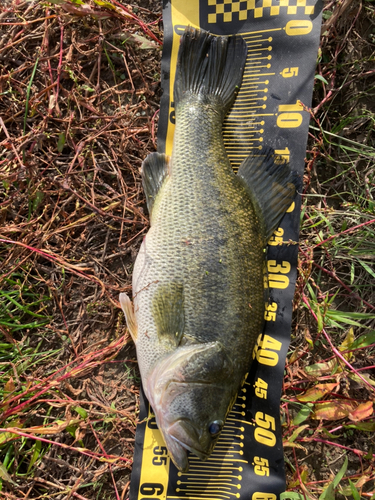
162,431,190,472
157,417,211,472
170,434,210,461
168,419,211,460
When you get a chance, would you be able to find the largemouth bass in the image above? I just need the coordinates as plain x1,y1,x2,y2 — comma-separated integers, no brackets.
120,27,298,472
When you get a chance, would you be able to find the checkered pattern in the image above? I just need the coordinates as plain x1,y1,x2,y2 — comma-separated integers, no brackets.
207,0,315,23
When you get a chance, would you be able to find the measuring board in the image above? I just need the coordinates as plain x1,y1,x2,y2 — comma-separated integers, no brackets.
129,1,323,499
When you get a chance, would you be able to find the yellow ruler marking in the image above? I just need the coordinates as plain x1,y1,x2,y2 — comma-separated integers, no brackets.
176,490,238,498
169,496,230,500
233,100,267,105
244,34,265,40
225,147,258,151
247,56,273,61
226,113,275,117
137,408,170,499
186,466,244,472
169,497,230,500
227,417,256,426
244,73,275,77
219,437,244,442
148,4,292,497
188,457,248,464
228,155,251,160
247,47,273,53
181,473,242,478
183,482,238,488
238,89,268,93
208,452,243,458
227,144,260,148
223,134,259,137
243,66,272,73
246,43,266,48
224,136,258,140
223,120,265,124
241,27,283,35
165,0,200,156
227,109,267,115
237,91,268,96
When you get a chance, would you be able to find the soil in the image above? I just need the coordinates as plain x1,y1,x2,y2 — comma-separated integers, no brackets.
0,0,374,499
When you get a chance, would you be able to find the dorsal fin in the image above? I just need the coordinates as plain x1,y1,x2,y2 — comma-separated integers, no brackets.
237,146,300,242
142,152,170,217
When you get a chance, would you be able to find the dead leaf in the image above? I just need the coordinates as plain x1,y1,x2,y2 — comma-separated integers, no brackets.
4,377,15,395
313,400,355,420
305,359,338,377
7,418,81,436
287,465,309,488
348,372,375,387
304,329,314,350
283,441,308,452
288,349,300,364
339,328,354,361
0,462,16,485
2,377,16,412
348,401,373,422
297,383,338,402
111,31,158,50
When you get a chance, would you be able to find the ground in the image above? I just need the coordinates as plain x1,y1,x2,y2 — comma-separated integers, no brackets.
0,0,374,499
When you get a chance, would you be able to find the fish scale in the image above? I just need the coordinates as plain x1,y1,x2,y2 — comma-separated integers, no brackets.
120,26,298,472
136,96,263,371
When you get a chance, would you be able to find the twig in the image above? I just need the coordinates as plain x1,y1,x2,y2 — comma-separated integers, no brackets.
23,56,40,136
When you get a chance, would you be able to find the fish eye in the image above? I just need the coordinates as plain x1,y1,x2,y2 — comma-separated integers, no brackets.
208,420,223,436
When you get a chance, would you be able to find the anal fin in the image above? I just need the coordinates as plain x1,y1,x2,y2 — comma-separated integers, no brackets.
237,146,300,242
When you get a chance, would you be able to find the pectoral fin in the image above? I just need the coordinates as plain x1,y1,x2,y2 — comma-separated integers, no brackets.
152,282,185,347
237,146,300,242
142,152,170,217
119,293,138,344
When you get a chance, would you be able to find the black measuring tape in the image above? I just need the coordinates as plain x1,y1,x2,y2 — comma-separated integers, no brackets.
129,1,323,498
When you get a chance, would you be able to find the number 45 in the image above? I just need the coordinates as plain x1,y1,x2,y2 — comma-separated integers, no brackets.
281,67,299,78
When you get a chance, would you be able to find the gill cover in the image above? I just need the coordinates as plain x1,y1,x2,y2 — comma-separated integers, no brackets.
145,342,235,472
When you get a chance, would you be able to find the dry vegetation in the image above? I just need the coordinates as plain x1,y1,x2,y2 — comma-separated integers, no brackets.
0,0,374,499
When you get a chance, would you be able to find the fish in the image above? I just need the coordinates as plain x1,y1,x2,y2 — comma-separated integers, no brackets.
119,26,298,472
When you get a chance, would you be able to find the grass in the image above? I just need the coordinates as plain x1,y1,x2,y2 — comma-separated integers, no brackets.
282,9,375,492
0,270,54,489
0,0,374,498
0,0,158,496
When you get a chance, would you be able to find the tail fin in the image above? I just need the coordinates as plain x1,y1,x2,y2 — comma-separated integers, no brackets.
174,27,247,113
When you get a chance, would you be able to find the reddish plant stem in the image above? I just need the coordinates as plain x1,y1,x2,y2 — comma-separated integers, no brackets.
315,218,375,249
299,245,375,311
89,421,121,500
302,294,375,393
0,237,107,292
111,0,162,46
298,437,374,459
0,336,127,419
0,428,132,464
0,15,57,26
